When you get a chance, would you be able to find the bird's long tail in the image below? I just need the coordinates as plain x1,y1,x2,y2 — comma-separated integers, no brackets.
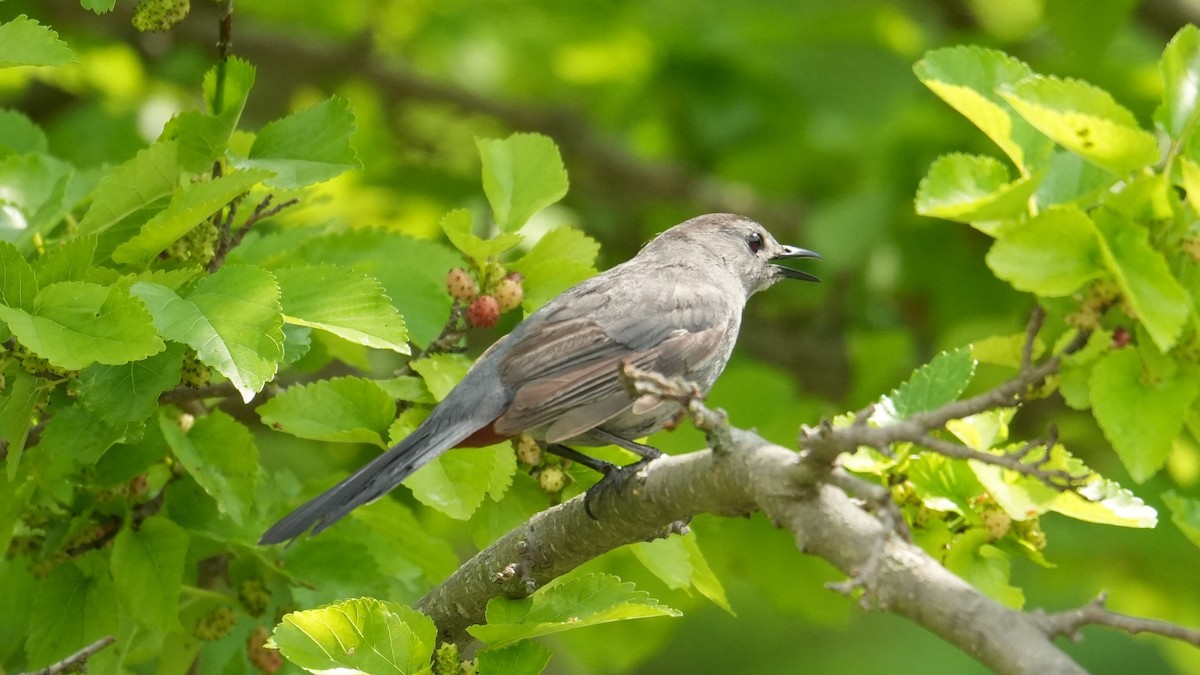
259,414,476,544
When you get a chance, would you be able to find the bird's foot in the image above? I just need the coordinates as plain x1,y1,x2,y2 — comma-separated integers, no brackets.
583,456,655,519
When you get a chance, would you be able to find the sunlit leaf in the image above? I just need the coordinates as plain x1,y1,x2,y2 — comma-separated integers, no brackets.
509,226,599,311
242,97,360,189
0,15,74,68
478,133,569,232
985,206,1105,296
1156,24,1200,141
915,153,1041,229
271,598,436,675
468,574,680,647
889,347,976,419
476,641,554,675
275,264,409,353
258,376,396,447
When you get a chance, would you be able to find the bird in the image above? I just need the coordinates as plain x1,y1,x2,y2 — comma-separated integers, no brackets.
260,213,820,544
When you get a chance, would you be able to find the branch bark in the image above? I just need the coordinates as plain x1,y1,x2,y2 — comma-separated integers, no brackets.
415,429,1086,674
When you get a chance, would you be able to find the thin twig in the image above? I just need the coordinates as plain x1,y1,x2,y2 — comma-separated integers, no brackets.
20,635,116,675
1035,593,1200,647
207,195,299,272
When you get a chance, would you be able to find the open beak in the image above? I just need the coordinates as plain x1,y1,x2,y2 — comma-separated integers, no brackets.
771,245,822,282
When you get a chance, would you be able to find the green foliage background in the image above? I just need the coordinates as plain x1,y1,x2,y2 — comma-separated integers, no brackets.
3,1,1200,674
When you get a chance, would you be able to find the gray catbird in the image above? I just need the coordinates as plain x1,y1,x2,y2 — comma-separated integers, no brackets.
260,213,819,543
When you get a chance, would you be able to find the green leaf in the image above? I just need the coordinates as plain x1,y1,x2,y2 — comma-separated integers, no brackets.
0,15,74,68
468,573,680,648
1,370,46,477
0,109,48,156
1000,76,1159,176
275,264,409,354
509,226,599,311
0,153,76,247
631,533,732,613
985,207,1105,296
375,376,434,404
971,333,1045,369
162,57,256,172
1090,349,1200,482
1163,490,1200,549
25,554,118,669
0,240,38,309
908,452,986,516
33,235,96,287
405,446,500,520
944,528,1024,609
1179,157,1200,214
888,347,976,419
111,516,188,630
81,0,117,14
1051,478,1157,528
242,97,360,189
131,265,283,402
159,409,262,525
0,282,164,369
439,208,524,268
1156,25,1200,141
272,598,437,675
78,343,184,425
77,141,180,244
477,133,569,232
410,353,471,400
915,153,1040,229
258,376,396,447
913,46,1052,170
1091,208,1191,351
476,641,554,675
111,169,271,266
36,403,127,463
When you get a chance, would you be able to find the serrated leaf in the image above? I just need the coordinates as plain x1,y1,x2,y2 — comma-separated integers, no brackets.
275,264,409,354
913,46,1053,170
1090,349,1200,482
1163,491,1200,548
25,554,117,669
1156,25,1200,141
111,516,188,630
631,533,732,613
242,97,360,189
915,153,1040,229
1051,478,1157,527
908,452,987,516
1,370,46,477
439,208,524,268
1000,76,1159,176
889,347,976,419
410,353,471,400
509,226,599,310
476,641,553,675
944,528,1024,608
159,409,262,525
0,109,48,156
131,265,283,402
258,376,395,447
0,239,38,309
0,282,164,369
1091,208,1190,351
468,573,680,647
477,133,569,232
985,206,1105,296
0,15,74,68
272,598,437,675
81,0,116,14
112,169,271,266
162,57,256,172
406,446,499,520
33,235,96,287
78,343,184,424
375,376,434,404
36,403,126,463
77,141,180,244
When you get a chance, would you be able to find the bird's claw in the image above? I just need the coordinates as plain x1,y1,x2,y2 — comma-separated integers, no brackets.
582,456,654,519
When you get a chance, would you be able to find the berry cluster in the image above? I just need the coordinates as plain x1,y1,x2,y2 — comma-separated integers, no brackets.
889,479,1047,552
446,265,524,329
166,220,219,265
512,434,572,499
194,606,237,641
180,348,212,388
238,578,271,617
247,625,282,674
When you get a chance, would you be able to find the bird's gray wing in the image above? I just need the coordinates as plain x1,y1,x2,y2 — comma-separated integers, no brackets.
492,278,728,439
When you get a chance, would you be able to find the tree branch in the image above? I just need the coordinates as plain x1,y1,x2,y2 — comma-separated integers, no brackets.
21,635,115,675
1034,593,1200,647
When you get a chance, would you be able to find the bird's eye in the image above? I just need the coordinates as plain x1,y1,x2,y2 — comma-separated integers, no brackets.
746,231,765,254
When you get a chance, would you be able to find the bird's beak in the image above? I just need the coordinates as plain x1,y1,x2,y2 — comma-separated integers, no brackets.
771,245,822,282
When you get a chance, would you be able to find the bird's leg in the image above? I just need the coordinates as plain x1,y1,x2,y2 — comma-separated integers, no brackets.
545,443,617,474
587,428,663,461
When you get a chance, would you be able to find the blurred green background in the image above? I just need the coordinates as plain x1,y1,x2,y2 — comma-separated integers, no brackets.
4,0,1200,672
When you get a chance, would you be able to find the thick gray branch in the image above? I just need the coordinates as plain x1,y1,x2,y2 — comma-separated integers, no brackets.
415,430,1085,675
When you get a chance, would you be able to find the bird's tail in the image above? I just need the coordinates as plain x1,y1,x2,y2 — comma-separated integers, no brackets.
259,414,475,544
